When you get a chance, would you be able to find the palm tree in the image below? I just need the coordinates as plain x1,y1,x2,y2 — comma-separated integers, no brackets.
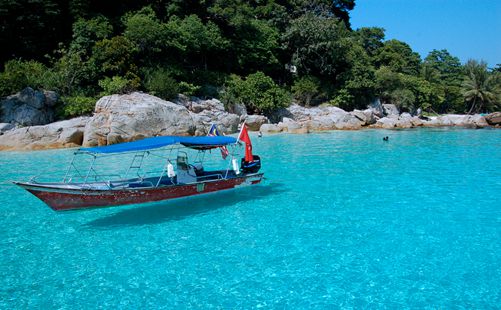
462,60,501,114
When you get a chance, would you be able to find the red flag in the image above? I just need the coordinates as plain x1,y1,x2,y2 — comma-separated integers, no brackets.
238,124,253,162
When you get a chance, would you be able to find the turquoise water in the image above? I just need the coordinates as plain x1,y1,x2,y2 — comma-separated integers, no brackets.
1,128,500,308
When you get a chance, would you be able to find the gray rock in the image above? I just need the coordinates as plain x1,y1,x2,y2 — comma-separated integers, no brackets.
243,115,268,131
0,117,89,151
175,96,241,135
259,123,282,134
485,112,501,126
228,102,248,116
382,104,399,116
267,107,294,123
83,92,196,147
368,98,384,118
0,123,15,134
410,117,424,127
351,109,376,126
1,87,58,126
278,118,302,133
423,114,489,128
373,116,399,129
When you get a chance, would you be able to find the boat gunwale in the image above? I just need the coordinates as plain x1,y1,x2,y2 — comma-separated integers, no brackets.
13,172,264,194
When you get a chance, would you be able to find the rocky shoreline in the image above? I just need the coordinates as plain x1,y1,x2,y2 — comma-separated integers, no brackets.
0,90,500,151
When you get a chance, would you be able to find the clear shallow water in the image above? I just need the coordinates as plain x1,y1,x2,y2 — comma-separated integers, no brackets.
1,128,500,308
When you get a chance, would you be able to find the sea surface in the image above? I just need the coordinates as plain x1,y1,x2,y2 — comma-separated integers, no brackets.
0,128,500,308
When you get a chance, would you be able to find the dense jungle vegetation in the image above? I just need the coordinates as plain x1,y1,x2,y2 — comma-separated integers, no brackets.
0,0,500,118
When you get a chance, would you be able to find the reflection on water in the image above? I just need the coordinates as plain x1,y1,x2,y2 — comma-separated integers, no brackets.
85,183,286,228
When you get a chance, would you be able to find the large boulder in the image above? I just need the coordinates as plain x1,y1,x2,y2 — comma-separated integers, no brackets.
424,114,489,128
175,95,241,135
0,117,89,151
0,123,15,134
485,112,501,126
227,102,248,116
382,104,399,116
259,123,282,134
244,114,269,131
1,87,59,126
83,92,196,147
372,115,399,129
350,109,377,126
367,98,384,118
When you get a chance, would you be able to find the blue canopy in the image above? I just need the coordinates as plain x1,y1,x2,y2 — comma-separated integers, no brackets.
79,135,237,154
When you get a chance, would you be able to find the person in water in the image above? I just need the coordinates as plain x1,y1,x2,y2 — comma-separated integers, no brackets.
383,136,389,141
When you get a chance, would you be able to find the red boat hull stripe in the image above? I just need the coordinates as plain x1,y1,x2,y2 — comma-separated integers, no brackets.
22,174,263,211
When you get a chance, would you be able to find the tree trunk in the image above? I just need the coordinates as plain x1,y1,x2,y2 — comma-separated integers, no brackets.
467,96,477,115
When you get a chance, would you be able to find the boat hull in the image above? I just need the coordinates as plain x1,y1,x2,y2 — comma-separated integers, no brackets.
15,173,263,211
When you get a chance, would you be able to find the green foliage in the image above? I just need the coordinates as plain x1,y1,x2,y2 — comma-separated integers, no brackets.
48,50,98,96
143,68,179,100
1,1,490,119
59,96,96,118
123,7,165,55
375,65,442,113
0,59,54,96
98,75,139,95
374,39,421,75
462,60,501,114
223,72,290,115
330,89,354,110
283,13,350,77
355,27,385,56
178,82,201,97
71,16,113,54
292,76,321,106
91,36,139,76
166,15,228,53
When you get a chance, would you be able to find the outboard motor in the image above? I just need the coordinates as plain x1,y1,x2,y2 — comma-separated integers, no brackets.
241,155,261,173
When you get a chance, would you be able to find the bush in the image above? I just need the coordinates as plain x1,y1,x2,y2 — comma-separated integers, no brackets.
222,72,290,115
98,74,140,95
0,59,51,96
329,89,354,110
292,76,321,106
59,96,97,118
144,69,179,100
178,81,201,97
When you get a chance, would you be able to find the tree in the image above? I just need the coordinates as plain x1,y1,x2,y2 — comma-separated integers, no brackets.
0,0,70,64
70,15,113,55
283,13,350,78
354,27,385,57
123,7,165,56
422,49,463,113
222,72,290,115
462,60,501,114
374,39,421,75
292,76,321,106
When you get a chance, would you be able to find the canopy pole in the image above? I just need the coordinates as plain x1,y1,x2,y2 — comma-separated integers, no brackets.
62,153,77,183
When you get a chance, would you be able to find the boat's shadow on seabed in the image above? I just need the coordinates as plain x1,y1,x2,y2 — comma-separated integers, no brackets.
83,182,286,229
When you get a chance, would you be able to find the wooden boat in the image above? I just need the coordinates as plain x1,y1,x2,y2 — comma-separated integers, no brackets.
15,125,263,211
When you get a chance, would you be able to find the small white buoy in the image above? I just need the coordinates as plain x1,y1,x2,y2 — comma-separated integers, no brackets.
167,163,176,178
232,158,240,174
